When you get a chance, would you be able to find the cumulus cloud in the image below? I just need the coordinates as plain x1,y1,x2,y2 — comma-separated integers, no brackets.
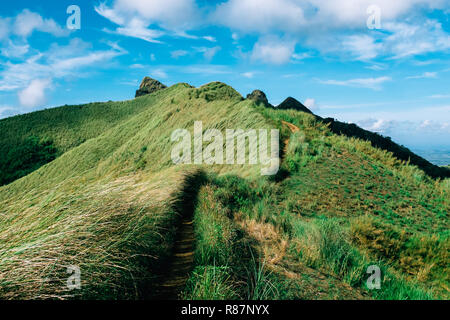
341,35,382,60
13,9,67,38
383,20,450,59
319,76,392,90
212,0,450,61
95,0,199,42
215,0,449,32
0,10,68,61
18,79,51,108
251,37,295,65
304,98,317,110
357,117,450,137
0,39,126,92
214,0,306,33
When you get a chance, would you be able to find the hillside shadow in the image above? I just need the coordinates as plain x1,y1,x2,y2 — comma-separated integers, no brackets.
144,170,208,300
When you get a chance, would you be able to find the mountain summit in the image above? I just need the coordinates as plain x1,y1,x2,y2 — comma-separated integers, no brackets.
246,90,271,106
277,97,312,114
135,77,167,97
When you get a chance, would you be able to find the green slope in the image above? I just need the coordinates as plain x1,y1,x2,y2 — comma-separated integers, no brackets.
0,94,165,186
0,82,448,300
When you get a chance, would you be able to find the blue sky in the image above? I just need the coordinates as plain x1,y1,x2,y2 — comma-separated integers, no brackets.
0,0,449,162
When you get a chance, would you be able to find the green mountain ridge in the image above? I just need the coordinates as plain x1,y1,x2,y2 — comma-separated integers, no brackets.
0,80,448,300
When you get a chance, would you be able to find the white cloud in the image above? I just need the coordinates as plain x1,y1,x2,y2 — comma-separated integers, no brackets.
0,105,18,119
304,98,317,110
181,65,231,75
429,94,450,99
341,35,382,60
95,0,199,42
241,72,255,78
251,37,295,65
406,71,437,79
215,0,449,32
151,69,168,79
365,64,387,71
0,17,11,40
194,46,221,61
18,79,51,108
212,0,450,61
319,76,392,90
1,40,30,58
357,117,450,137
102,17,164,43
171,50,189,59
203,36,216,42
0,10,68,56
383,20,450,59
214,0,305,33
0,39,126,93
292,52,311,61
13,9,67,38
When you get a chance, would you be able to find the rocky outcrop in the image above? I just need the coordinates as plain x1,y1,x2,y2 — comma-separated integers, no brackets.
246,90,270,106
135,77,167,97
277,97,312,114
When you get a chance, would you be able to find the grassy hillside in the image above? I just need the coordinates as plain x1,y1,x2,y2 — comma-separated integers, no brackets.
0,82,448,300
0,96,163,186
320,117,450,179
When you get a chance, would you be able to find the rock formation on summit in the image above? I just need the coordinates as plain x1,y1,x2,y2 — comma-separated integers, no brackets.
135,77,167,98
277,97,312,114
246,90,270,106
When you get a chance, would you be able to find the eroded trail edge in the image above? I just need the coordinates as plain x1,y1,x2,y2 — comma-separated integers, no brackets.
153,171,206,300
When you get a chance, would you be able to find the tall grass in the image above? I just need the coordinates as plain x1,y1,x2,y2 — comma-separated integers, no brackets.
0,81,448,300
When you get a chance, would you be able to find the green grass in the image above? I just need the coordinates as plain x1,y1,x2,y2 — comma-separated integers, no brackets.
0,81,448,300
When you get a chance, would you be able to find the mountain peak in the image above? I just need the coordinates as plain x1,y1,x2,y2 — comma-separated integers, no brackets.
246,90,271,106
277,97,312,114
135,77,167,98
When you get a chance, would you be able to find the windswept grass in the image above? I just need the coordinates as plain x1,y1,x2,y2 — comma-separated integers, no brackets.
0,81,448,300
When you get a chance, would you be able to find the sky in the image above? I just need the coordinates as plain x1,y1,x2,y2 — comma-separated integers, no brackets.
0,0,449,163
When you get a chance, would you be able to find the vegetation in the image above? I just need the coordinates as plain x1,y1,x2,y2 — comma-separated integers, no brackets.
320,117,450,179
0,81,448,300
0,136,57,185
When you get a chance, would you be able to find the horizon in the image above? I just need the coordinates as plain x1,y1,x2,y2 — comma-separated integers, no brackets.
1,0,449,164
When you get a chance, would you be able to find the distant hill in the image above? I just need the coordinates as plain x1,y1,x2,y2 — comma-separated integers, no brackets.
319,117,450,179
0,80,448,300
277,97,313,114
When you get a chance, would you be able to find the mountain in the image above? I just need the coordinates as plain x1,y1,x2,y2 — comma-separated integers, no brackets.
319,117,450,179
135,77,167,97
277,97,313,114
0,80,448,300
246,89,271,106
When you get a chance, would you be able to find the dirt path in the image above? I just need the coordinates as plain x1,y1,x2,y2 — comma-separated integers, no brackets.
153,123,303,300
281,120,300,156
156,217,195,299
152,171,205,300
